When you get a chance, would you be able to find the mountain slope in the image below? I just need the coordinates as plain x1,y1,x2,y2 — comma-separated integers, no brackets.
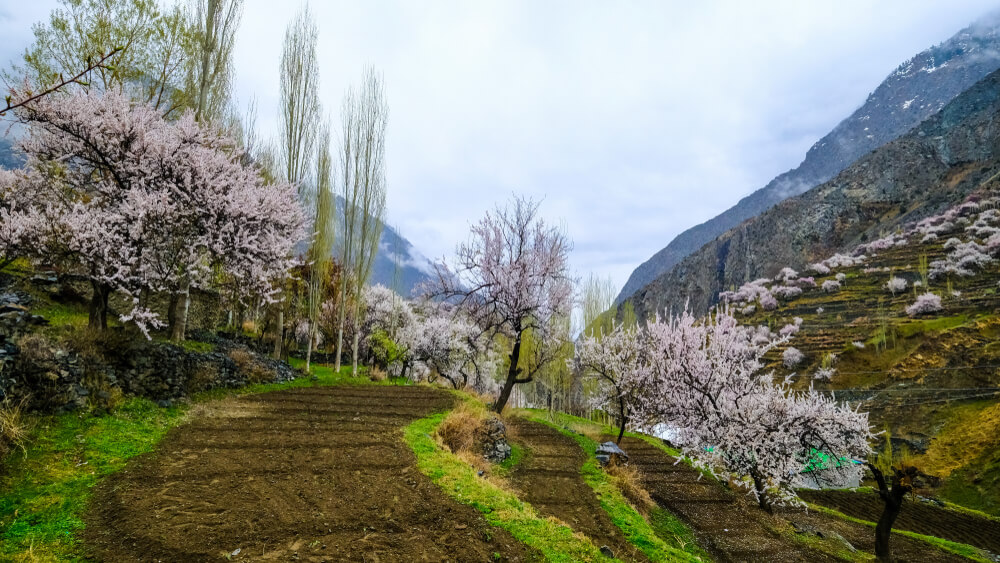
331,196,435,297
617,12,1000,304
627,64,1000,322
370,223,435,296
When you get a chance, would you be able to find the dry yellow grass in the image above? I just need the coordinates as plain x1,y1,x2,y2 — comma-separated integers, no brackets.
436,402,482,454
606,460,655,514
914,401,1000,477
0,397,30,463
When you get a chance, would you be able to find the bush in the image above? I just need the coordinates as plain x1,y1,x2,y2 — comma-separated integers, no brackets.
0,398,29,464
14,333,55,364
228,348,272,383
783,347,804,368
605,461,654,514
821,280,841,293
436,403,483,455
886,276,907,294
906,292,943,317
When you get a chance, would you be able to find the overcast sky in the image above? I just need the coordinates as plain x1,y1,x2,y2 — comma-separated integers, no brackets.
2,1,999,293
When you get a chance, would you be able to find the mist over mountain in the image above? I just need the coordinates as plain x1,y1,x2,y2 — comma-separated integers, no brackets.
617,11,1000,305
626,63,1000,322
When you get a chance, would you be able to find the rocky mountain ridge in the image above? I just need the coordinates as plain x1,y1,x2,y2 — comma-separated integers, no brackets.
617,11,1000,305
625,63,1000,323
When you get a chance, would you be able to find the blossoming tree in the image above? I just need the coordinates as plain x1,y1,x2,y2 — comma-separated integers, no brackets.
5,88,305,336
426,196,573,412
636,309,872,511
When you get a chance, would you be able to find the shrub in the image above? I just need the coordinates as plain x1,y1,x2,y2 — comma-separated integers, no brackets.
772,285,802,300
779,322,800,337
0,398,29,464
775,267,798,281
436,403,483,454
821,280,841,293
759,293,778,311
605,461,654,514
835,272,846,282
886,277,907,295
228,348,272,383
189,361,219,392
905,293,942,317
809,263,830,275
783,347,804,368
14,332,55,364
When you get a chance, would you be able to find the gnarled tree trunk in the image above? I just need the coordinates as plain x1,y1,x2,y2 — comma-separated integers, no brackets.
88,281,111,331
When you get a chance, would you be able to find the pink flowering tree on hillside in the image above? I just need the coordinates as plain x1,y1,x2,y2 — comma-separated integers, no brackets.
6,89,305,336
575,322,653,444
426,196,573,413
637,308,872,511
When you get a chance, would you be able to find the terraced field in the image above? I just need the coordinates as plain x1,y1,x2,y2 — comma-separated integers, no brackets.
83,386,539,562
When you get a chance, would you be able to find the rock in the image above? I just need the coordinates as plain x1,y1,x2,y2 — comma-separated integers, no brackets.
599,545,614,557
595,441,629,466
479,416,512,463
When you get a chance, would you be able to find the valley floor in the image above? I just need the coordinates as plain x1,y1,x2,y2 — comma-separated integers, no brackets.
5,376,998,562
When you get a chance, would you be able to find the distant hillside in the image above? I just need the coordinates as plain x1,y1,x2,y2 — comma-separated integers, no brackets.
617,11,1000,304
331,197,435,297
369,222,435,296
719,190,1000,516
0,135,24,169
627,62,1000,323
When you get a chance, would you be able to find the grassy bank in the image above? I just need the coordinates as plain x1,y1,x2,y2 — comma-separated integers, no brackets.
404,410,615,562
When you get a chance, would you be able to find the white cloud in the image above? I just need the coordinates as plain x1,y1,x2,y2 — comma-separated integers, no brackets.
3,0,999,294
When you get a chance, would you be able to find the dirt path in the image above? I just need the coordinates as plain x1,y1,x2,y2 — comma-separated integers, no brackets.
83,386,538,562
507,418,648,562
800,489,1000,555
620,436,970,563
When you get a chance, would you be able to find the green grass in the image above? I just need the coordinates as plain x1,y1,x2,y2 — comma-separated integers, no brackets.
32,303,93,330
895,314,971,338
0,360,369,561
520,412,706,562
496,442,525,476
0,398,186,560
807,503,993,562
404,411,614,562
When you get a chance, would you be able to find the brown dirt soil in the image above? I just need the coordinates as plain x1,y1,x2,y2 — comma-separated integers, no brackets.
617,436,970,563
506,417,648,561
800,488,1000,555
82,386,540,562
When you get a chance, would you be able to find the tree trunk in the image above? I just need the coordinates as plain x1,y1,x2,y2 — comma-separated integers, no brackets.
868,463,913,562
351,305,360,377
751,470,772,513
616,395,628,444
874,501,902,561
334,275,349,373
305,322,314,372
88,281,110,331
169,284,190,343
494,328,524,413
273,308,283,359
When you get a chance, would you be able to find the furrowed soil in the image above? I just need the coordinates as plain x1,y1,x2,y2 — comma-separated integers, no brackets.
800,489,1000,555
506,418,648,561
618,436,970,563
83,386,539,562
